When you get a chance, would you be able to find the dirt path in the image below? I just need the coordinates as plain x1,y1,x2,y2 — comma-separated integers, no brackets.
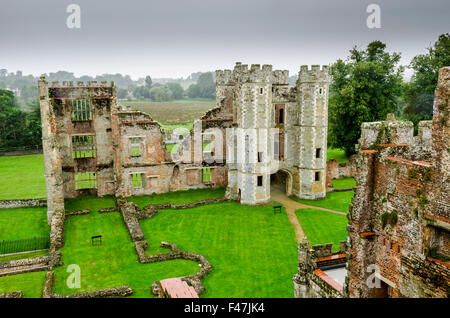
270,187,346,244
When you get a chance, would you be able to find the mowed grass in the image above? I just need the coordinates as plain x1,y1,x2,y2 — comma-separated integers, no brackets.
332,177,356,189
140,201,298,297
119,99,215,131
296,208,348,252
52,208,199,298
128,187,226,208
290,191,354,212
0,207,50,241
0,271,47,297
327,148,349,163
0,154,46,199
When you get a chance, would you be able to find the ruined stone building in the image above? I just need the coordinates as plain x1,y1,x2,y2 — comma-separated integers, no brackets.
346,66,450,298
221,63,330,204
38,62,329,222
293,67,449,298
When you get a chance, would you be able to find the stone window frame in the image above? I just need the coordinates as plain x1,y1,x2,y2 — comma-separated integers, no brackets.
74,172,97,190
315,148,322,159
72,134,96,159
130,172,144,189
257,175,263,187
202,167,212,183
315,171,321,182
71,99,92,121
129,136,144,157
257,151,263,163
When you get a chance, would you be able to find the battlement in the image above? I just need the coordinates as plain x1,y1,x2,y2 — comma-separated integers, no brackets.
216,62,289,85
47,80,114,88
297,65,330,83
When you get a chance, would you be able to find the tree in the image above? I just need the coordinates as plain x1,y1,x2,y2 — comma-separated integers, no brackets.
197,72,215,99
116,87,128,99
403,33,450,129
166,82,184,100
133,85,150,99
328,41,404,156
186,83,200,98
145,75,152,88
149,86,173,102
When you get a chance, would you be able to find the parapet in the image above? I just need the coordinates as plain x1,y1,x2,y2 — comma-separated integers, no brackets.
47,79,114,88
297,65,330,83
359,114,414,149
216,62,289,85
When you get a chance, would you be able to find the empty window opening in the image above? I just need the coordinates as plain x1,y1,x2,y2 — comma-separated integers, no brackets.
75,172,97,190
319,88,323,95
279,108,284,124
258,152,263,163
257,175,263,187
131,173,143,188
130,137,142,157
259,87,264,94
274,137,279,160
315,171,320,181
316,148,321,158
71,100,92,121
245,135,250,164
72,135,96,159
202,167,211,183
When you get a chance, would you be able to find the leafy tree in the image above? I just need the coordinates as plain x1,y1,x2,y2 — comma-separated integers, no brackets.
197,72,215,99
116,87,128,99
187,83,200,98
149,86,173,101
133,85,150,99
403,33,450,129
166,82,184,100
145,75,153,88
328,41,404,156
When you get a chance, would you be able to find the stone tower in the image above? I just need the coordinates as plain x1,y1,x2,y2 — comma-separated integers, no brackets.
293,65,329,200
223,63,330,204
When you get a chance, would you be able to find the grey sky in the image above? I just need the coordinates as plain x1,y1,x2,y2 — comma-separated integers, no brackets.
0,0,448,79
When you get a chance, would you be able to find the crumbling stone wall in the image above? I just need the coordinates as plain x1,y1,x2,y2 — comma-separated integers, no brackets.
293,239,347,298
346,67,450,298
42,271,133,298
325,156,356,189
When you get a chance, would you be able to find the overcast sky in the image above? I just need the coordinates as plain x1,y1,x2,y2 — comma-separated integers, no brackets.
0,0,448,79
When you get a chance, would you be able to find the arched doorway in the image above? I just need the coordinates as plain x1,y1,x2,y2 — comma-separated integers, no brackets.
270,169,293,196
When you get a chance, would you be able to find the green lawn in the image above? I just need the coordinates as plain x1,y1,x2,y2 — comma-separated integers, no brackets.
332,177,356,189
140,201,297,297
290,191,354,212
52,208,199,298
0,154,46,199
327,148,349,163
0,271,47,297
0,207,50,241
128,187,226,208
296,208,348,252
0,250,48,262
65,195,116,213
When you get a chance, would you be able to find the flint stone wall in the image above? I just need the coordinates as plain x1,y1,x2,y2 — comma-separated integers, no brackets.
43,271,133,298
0,198,47,209
0,291,23,298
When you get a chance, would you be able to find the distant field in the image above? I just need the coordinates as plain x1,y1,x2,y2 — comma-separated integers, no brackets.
119,99,216,131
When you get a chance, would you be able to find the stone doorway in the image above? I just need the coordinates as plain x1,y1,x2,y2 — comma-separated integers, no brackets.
270,169,292,196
